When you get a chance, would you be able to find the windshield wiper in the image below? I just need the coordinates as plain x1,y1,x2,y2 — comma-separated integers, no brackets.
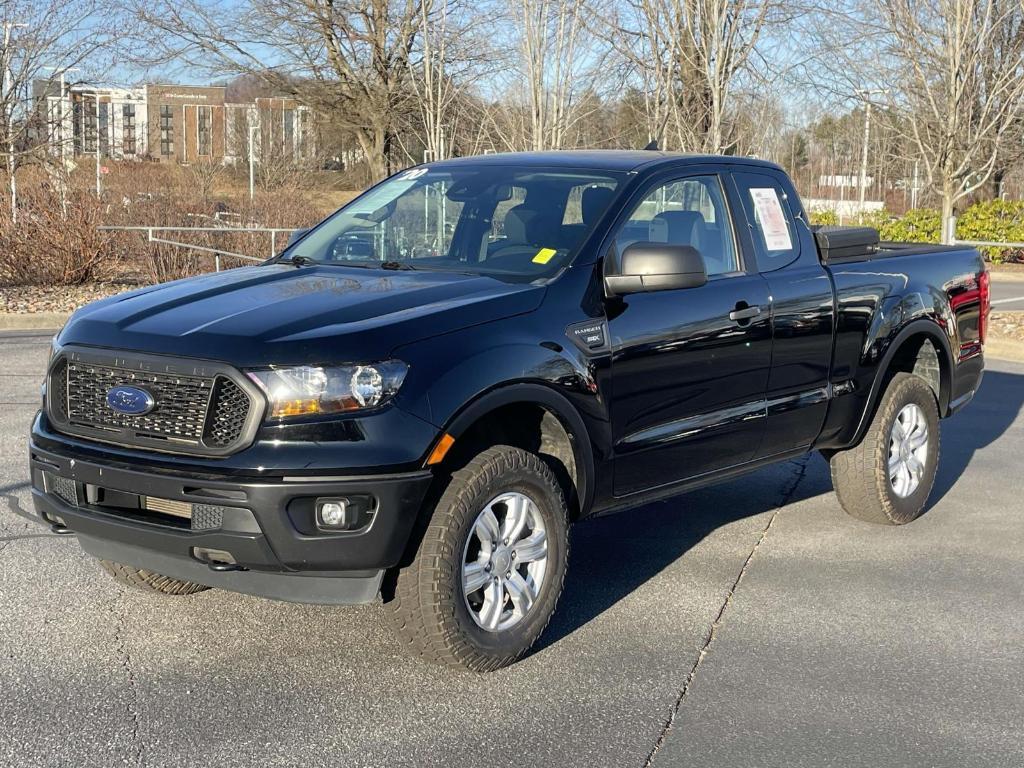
288,254,317,267
380,261,417,271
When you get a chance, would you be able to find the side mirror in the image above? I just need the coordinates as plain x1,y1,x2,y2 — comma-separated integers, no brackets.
605,242,708,296
287,227,310,246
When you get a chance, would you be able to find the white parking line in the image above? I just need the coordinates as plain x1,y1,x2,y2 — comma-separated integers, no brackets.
992,296,1024,305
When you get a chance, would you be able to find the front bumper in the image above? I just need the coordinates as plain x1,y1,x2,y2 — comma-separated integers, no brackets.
26,440,433,605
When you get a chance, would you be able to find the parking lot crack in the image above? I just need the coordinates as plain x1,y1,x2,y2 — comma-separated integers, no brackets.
644,457,809,766
110,592,145,767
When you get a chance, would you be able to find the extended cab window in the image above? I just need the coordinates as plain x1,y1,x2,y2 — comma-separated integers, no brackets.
615,175,739,276
732,172,800,271
286,165,625,282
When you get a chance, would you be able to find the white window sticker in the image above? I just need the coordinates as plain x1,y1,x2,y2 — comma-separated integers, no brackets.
749,188,793,251
398,168,429,180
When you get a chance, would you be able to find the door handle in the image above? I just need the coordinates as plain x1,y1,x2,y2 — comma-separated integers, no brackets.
729,305,762,322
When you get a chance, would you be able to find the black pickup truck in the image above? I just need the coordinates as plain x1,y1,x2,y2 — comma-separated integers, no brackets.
25,151,988,671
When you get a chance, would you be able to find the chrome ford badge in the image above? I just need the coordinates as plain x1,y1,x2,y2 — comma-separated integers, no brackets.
106,385,155,416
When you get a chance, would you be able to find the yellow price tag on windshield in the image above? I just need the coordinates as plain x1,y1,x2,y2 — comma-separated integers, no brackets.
532,248,557,264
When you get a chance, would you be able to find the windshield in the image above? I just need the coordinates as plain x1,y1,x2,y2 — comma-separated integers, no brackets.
283,164,625,281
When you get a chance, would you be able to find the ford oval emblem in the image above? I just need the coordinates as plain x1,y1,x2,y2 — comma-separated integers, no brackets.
106,385,155,416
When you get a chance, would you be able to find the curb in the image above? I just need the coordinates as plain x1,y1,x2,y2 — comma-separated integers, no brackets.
0,312,70,331
986,336,1024,363
990,270,1024,283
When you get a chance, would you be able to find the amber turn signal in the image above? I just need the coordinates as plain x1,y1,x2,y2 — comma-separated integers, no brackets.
426,433,455,465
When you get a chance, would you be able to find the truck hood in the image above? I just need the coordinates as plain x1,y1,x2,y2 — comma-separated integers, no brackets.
58,264,545,367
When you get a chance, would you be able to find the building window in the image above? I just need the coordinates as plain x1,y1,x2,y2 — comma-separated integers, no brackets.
79,100,97,153
72,100,83,154
297,108,309,156
283,108,294,153
160,105,174,157
197,105,212,157
122,104,136,155
226,106,247,157
98,103,109,156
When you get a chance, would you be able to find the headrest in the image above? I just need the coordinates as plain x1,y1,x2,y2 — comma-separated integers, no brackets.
653,210,706,247
503,205,559,245
503,205,531,242
581,186,615,225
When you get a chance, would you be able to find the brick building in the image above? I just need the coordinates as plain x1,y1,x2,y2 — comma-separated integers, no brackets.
35,82,312,164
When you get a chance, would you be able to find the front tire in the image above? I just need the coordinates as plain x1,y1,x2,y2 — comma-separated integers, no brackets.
386,445,569,671
829,372,940,525
99,559,211,596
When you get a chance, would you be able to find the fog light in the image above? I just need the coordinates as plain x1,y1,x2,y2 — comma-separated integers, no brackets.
316,498,350,529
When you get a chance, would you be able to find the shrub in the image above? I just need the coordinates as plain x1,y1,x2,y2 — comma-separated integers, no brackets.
0,182,118,286
955,199,1024,263
809,209,839,226
877,208,941,244
1,160,338,287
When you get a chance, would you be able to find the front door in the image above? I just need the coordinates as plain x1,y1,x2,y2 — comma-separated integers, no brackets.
608,172,772,497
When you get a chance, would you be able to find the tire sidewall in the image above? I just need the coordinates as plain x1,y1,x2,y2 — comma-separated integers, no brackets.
875,375,940,523
442,452,568,659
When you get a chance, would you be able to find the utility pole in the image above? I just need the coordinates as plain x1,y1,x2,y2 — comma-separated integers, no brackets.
2,21,28,223
248,124,258,201
855,88,889,222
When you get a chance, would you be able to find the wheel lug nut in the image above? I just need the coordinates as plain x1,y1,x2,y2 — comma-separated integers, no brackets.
485,564,491,572
505,571,511,579
503,538,509,545
511,552,516,559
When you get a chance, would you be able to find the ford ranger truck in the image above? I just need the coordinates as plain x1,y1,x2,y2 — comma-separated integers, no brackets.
24,152,988,671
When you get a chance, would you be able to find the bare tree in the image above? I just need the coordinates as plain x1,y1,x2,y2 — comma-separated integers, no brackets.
519,0,587,150
478,0,605,152
132,0,431,181
875,0,1024,237
608,0,780,153
1,0,118,221
188,157,224,204
410,0,487,160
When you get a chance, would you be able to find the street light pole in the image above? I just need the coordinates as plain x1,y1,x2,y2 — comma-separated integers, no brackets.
855,88,890,222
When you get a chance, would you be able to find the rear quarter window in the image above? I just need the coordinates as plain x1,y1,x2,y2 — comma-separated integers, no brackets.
733,172,801,271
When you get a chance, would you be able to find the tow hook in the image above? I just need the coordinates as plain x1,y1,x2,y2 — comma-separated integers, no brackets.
192,547,248,572
207,561,248,573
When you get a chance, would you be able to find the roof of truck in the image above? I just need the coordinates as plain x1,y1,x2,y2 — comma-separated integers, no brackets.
427,150,784,173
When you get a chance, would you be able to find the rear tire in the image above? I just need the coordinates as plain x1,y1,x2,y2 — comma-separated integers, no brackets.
386,445,569,672
829,372,940,525
99,559,211,596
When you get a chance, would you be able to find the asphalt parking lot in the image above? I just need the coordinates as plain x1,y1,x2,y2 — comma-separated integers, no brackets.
992,279,1024,309
1,330,1022,768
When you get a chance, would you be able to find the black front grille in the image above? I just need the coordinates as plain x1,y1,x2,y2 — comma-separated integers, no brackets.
191,504,225,530
205,378,250,447
44,472,79,506
48,352,259,456
65,360,213,442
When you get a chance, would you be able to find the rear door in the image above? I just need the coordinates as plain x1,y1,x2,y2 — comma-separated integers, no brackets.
607,170,772,497
730,170,835,456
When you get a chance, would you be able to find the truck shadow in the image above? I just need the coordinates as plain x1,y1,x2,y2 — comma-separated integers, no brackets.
536,458,832,651
930,369,1023,503
537,367,1022,651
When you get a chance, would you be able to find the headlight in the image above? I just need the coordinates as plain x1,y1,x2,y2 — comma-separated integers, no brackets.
246,361,408,419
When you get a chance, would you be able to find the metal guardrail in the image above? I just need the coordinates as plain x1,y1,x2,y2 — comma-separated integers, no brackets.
948,216,1024,251
951,237,1024,249
97,226,299,271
